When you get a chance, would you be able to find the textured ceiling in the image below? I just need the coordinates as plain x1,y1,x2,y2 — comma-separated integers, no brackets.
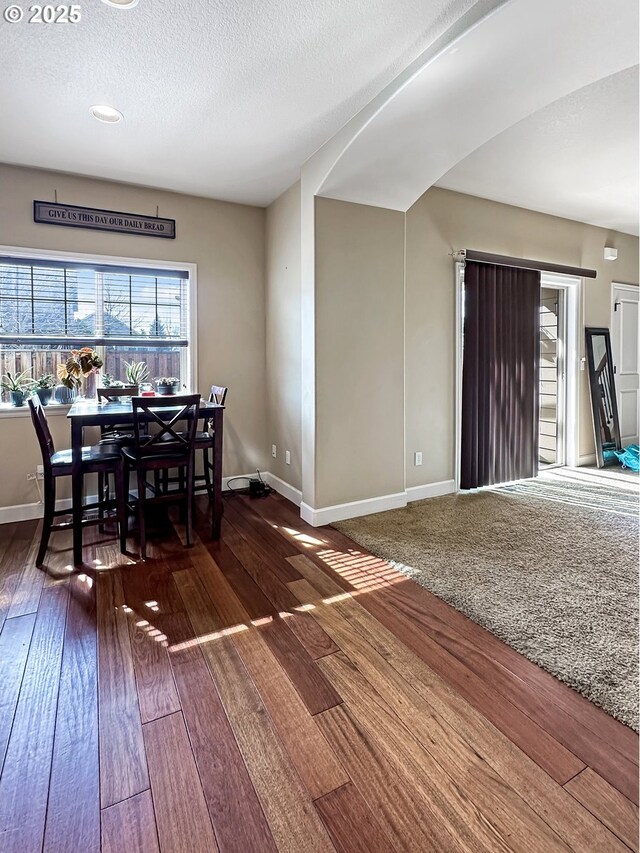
0,0,479,205
437,67,639,235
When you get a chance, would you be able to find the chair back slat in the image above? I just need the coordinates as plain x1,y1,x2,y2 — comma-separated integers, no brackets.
97,387,135,402
28,396,55,469
131,394,201,457
203,384,227,432
209,385,228,406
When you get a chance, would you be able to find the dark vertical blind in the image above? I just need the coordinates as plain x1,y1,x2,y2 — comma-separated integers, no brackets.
461,261,541,489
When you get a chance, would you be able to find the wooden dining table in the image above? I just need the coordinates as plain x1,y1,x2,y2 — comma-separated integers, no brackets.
67,398,224,566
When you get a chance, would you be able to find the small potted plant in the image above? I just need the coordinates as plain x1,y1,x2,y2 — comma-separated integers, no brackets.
124,360,149,391
32,374,56,406
1,369,32,407
154,376,181,395
101,373,125,389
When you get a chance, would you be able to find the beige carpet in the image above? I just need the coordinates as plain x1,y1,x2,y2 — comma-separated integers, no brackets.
335,469,639,730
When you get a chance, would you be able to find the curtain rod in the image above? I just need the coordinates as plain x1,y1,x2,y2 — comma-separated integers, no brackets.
453,249,597,279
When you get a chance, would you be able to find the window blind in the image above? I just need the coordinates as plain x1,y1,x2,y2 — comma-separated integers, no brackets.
0,257,190,348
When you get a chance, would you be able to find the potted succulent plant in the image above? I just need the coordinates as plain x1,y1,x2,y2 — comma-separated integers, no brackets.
154,376,181,395
101,373,125,389
124,360,149,391
1,369,32,407
32,374,57,406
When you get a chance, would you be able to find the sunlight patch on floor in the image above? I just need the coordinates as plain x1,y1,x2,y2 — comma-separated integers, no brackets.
278,525,328,547
316,548,404,591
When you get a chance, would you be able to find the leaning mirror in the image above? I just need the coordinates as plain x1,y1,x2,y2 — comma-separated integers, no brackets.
585,327,622,467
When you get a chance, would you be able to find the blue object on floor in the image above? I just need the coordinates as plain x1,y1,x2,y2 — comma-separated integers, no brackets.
603,443,619,464
614,444,640,472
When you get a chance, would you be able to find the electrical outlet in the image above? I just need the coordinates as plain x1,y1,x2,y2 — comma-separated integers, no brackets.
36,464,44,479
414,451,423,466
271,444,277,459
285,450,291,465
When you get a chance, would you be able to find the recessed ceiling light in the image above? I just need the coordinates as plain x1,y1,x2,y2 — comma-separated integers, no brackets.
101,0,139,7
90,104,124,124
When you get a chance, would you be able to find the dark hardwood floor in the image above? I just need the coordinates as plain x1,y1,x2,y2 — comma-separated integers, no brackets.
0,491,637,852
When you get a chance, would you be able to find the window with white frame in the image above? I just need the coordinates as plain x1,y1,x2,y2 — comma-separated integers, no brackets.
0,254,192,404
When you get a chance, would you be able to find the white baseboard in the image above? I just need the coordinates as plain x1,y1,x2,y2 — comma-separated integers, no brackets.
0,494,98,526
0,501,46,525
299,478,458,527
0,473,454,528
300,491,408,527
578,454,597,466
406,479,456,502
265,472,302,506
0,472,262,526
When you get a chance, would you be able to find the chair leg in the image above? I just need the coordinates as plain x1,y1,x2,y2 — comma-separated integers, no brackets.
178,464,187,523
123,458,130,505
97,472,105,533
114,463,127,554
202,447,214,500
185,459,195,548
37,475,56,567
136,469,147,560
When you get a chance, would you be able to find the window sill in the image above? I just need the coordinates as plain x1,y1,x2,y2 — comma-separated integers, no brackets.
0,403,71,419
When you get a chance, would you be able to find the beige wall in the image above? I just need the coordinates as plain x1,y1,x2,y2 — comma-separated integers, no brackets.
2,163,637,515
314,197,405,507
0,164,268,509
405,186,639,488
265,182,302,491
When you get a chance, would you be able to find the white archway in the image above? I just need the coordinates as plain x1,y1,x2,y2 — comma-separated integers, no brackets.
317,0,638,211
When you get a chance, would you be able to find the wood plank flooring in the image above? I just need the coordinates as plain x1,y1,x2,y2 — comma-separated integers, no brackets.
0,491,637,852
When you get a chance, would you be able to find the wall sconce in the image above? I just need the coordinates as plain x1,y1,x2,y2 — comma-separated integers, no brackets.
604,247,618,261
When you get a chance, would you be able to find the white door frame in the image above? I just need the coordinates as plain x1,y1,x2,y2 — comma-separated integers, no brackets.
454,261,465,490
454,265,582,489
611,281,639,299
611,281,640,446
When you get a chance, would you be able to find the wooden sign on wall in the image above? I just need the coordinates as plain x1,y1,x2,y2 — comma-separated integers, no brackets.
33,201,176,239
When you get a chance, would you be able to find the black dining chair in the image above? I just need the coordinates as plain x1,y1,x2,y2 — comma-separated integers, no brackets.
161,384,227,498
28,395,127,567
122,394,201,559
96,386,141,527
